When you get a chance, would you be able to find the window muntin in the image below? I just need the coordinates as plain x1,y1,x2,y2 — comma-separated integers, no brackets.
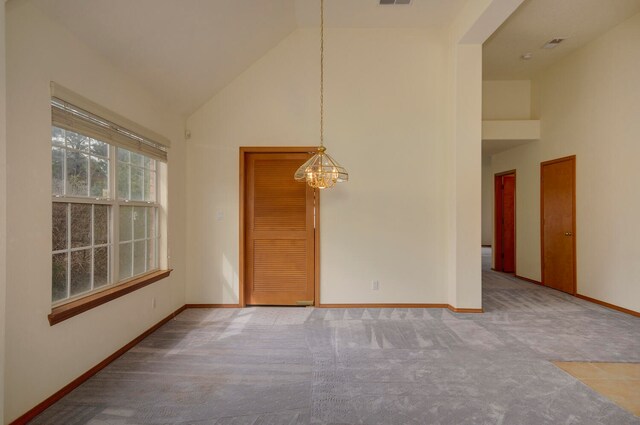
51,127,110,198
117,205,158,281
51,203,111,303
51,127,160,305
117,148,157,202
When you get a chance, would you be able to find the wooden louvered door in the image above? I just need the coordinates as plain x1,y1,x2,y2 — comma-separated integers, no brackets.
244,152,316,305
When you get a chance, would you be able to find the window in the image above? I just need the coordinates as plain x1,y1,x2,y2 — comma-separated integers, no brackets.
50,83,169,308
52,127,160,304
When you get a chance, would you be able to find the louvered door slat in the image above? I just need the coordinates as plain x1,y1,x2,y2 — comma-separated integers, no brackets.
245,152,315,305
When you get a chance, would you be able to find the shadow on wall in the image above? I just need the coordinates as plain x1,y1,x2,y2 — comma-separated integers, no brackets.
222,253,239,303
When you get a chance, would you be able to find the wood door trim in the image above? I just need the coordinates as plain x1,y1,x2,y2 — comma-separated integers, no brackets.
540,155,577,295
495,169,517,177
239,147,320,307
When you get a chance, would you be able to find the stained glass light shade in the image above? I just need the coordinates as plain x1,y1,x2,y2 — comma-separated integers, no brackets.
294,146,348,189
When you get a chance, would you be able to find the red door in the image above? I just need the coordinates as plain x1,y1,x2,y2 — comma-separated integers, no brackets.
502,175,515,272
495,172,516,273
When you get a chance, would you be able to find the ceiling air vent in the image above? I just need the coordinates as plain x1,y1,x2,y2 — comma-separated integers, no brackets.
379,0,411,5
542,38,566,49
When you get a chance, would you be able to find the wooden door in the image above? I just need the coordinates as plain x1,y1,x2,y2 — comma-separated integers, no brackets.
494,172,516,273
502,175,516,272
244,152,316,305
541,156,576,294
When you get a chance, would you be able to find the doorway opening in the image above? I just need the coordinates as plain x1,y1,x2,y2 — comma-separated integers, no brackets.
239,147,320,307
494,171,516,273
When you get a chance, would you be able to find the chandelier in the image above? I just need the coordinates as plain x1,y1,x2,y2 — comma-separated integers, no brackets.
294,0,348,189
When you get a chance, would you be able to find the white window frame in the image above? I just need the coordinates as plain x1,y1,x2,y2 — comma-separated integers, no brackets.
52,138,162,307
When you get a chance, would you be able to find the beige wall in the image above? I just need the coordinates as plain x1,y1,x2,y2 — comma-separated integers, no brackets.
0,3,7,422
481,155,492,245
492,141,541,280
185,0,519,311
447,43,483,310
446,0,524,310
482,80,537,255
481,80,533,249
186,27,451,305
4,1,186,421
482,80,531,120
491,12,640,312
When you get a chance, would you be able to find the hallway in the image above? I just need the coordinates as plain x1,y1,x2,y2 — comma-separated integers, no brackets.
32,249,640,424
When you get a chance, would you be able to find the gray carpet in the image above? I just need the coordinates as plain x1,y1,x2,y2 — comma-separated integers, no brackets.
32,248,640,424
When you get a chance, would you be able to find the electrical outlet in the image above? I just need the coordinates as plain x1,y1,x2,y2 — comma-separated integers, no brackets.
371,280,380,291
151,297,156,309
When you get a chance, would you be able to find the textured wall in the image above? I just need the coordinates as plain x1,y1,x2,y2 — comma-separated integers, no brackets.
491,12,640,312
4,2,186,421
186,28,452,305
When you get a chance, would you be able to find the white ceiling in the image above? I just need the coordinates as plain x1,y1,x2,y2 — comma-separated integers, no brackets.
482,139,533,156
483,0,640,80
295,0,466,28
32,0,466,117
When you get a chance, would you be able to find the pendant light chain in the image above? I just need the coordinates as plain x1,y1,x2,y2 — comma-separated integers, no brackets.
293,0,348,189
320,0,324,147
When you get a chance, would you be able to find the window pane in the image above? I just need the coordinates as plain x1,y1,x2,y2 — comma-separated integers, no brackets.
118,148,130,163
130,167,144,201
133,241,146,276
146,169,157,202
147,239,157,270
70,249,91,296
119,242,133,281
52,127,65,147
90,138,108,157
119,206,132,242
144,169,150,202
52,146,65,195
147,208,156,239
52,203,68,251
66,130,90,152
70,204,92,248
52,253,68,302
94,247,109,288
130,152,143,166
133,207,146,240
90,156,109,198
94,205,109,245
117,162,129,199
66,151,89,196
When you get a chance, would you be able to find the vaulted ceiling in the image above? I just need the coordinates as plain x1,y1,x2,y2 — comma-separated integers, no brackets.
32,0,467,117
32,0,297,117
25,0,640,116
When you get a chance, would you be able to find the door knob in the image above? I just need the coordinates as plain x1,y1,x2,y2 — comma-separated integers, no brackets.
564,232,573,236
